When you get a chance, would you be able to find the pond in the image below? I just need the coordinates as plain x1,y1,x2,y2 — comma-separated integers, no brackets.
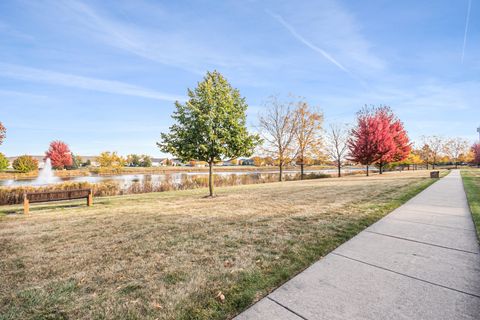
0,168,369,190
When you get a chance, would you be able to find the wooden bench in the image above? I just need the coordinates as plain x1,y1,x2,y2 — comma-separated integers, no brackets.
430,171,440,179
23,189,93,214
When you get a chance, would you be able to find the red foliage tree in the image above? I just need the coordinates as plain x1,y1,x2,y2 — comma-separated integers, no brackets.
472,143,480,167
45,140,73,169
348,107,386,176
348,106,410,176
375,108,411,173
0,122,6,146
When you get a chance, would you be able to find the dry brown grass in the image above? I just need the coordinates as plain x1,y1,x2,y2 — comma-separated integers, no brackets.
0,170,440,320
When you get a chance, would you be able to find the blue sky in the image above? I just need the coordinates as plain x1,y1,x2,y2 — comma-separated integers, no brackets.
0,0,478,157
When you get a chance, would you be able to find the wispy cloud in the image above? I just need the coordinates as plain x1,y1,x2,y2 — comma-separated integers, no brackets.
49,0,277,75
0,63,185,102
0,89,48,99
0,21,34,41
462,0,472,64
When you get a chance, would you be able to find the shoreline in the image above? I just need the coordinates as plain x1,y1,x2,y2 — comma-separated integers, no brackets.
0,165,338,181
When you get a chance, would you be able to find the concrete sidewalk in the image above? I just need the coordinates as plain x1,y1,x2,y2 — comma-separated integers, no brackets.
235,170,480,320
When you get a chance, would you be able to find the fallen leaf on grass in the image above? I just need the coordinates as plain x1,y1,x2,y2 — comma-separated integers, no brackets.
152,302,163,309
215,291,225,303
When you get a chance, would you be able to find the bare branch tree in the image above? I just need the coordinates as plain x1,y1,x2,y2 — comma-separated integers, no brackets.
325,123,349,177
421,135,444,169
294,100,323,179
258,95,298,181
444,137,469,169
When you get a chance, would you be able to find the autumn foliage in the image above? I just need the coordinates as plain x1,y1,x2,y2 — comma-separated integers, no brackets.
348,106,411,175
13,155,38,173
45,140,73,169
472,143,480,166
0,122,5,145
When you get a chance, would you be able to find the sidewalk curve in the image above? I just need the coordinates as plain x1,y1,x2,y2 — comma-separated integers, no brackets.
235,170,480,320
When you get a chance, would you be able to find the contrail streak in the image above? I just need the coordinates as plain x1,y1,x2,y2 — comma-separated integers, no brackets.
267,10,349,73
266,10,369,89
462,0,472,64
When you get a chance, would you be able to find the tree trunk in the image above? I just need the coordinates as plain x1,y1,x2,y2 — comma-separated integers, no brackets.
279,164,283,182
366,165,369,176
300,163,304,180
337,160,341,177
426,163,429,170
455,162,458,169
379,163,383,174
208,161,214,197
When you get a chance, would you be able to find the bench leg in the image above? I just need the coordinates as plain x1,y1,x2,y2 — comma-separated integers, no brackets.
23,199,29,215
87,193,93,206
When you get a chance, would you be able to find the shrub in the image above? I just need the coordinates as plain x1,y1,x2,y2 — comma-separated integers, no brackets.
304,172,331,179
0,153,9,171
12,155,38,173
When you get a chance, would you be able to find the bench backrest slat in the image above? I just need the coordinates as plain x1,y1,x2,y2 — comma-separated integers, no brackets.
25,189,91,203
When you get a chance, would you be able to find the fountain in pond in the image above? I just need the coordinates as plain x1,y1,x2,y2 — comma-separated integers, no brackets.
35,158,59,185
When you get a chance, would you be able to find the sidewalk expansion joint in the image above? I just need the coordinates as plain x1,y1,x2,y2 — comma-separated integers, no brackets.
398,209,471,218
385,217,476,232
267,296,310,320
365,230,479,255
332,252,480,299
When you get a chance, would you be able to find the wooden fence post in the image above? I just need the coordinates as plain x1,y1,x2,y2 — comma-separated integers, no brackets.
23,194,30,215
87,190,93,206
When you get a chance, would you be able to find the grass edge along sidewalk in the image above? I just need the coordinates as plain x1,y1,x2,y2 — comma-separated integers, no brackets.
179,175,442,319
461,169,480,241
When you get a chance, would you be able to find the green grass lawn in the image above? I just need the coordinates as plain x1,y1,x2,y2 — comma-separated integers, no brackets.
461,169,480,240
0,170,441,320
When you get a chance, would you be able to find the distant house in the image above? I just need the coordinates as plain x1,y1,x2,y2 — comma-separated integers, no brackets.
240,158,255,166
151,158,169,167
171,158,184,166
221,158,245,166
81,156,99,167
221,160,235,166
189,160,208,167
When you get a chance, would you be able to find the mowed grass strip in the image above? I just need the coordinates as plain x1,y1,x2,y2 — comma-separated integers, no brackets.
0,170,439,320
461,169,480,240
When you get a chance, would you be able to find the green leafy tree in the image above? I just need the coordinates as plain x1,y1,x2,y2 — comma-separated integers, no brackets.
0,152,9,171
68,154,82,170
140,155,152,167
126,154,142,167
13,155,38,173
126,154,152,167
158,70,261,196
